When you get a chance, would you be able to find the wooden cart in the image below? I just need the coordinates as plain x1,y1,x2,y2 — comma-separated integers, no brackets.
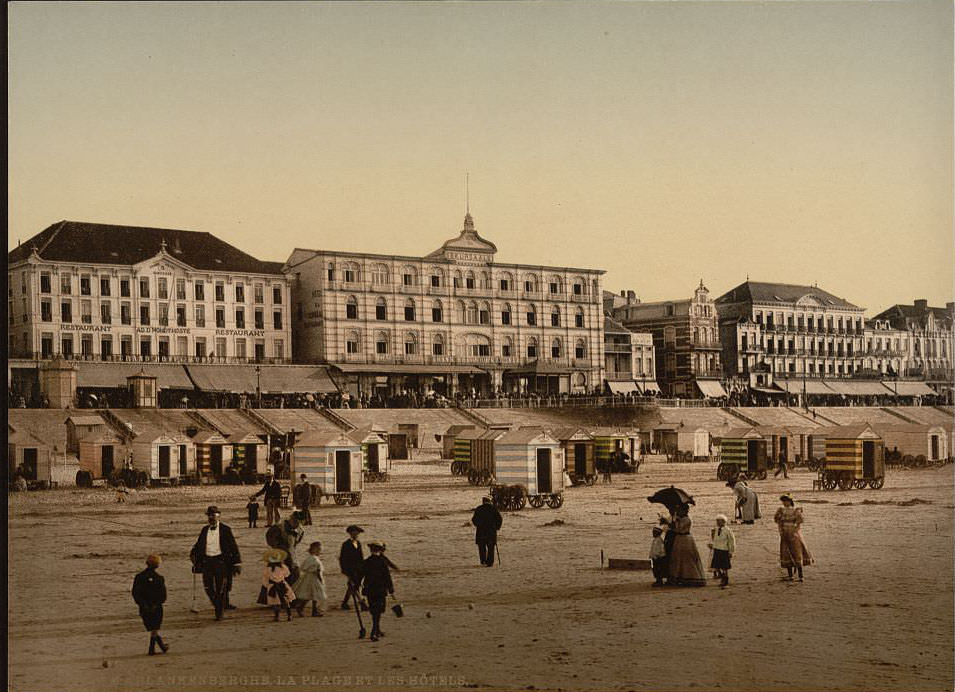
717,427,768,480
816,424,885,490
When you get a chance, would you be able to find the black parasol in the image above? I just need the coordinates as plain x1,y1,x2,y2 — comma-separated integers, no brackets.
647,486,695,513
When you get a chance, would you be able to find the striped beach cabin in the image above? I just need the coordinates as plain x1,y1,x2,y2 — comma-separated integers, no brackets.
549,426,596,484
823,424,885,481
348,426,389,475
193,431,232,477
718,427,768,479
228,432,268,475
494,428,564,496
292,431,363,495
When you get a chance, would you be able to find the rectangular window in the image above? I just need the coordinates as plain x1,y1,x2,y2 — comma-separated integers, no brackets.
61,301,72,323
549,282,559,294
575,313,584,328
431,307,442,323
500,279,510,291
214,282,225,302
215,338,226,358
501,310,511,325
81,335,93,356
121,303,131,325
254,283,264,303
403,274,414,287
194,281,204,300
466,277,475,289
453,277,461,288
552,343,560,358
158,337,169,359
216,308,226,329
432,342,443,356
177,305,187,327
502,343,511,357
235,339,246,359
431,275,440,288
346,303,358,320
40,273,51,293
81,275,92,296
376,304,387,320
344,270,356,283
573,283,582,295
120,278,130,297
140,305,150,326
273,310,283,330
551,312,560,327
346,339,359,354
100,277,111,296
8,302,14,326
235,308,245,329
61,274,72,295
121,336,133,357
404,306,415,321
526,311,536,326
195,338,207,359
139,277,150,298
61,335,73,358
159,304,169,327
41,300,52,322
575,344,585,359
274,339,284,360
479,344,490,356
176,278,186,300
101,303,112,325
479,309,490,325
41,334,54,358
254,308,264,330
140,338,152,358
327,266,335,281
195,305,206,327
527,342,537,358
273,286,282,304
376,340,388,355
404,341,416,355
235,283,245,302
81,300,92,324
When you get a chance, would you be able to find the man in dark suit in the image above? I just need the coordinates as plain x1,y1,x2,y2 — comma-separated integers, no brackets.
339,525,367,610
190,506,242,620
471,497,503,566
293,474,313,525
253,471,283,526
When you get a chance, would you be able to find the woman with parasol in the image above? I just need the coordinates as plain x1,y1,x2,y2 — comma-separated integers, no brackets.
647,488,707,587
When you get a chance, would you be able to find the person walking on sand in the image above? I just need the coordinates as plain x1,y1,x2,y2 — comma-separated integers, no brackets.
293,541,327,617
662,504,707,587
361,540,396,642
293,474,313,526
774,494,813,582
253,471,283,526
190,506,242,621
246,495,260,528
707,514,735,588
132,554,168,655
257,549,296,621
339,525,368,611
471,496,503,567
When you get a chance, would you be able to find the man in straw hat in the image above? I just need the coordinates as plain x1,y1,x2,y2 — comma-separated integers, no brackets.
361,539,395,642
471,496,503,566
339,525,368,611
190,506,242,620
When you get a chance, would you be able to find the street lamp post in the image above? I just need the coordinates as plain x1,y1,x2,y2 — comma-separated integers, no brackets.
255,365,262,408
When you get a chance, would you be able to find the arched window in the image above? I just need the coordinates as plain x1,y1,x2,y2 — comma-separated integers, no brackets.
501,302,512,326
401,265,417,288
498,271,514,291
467,334,491,358
343,262,360,284
524,274,539,293
551,305,561,327
375,297,387,321
432,333,444,356
404,298,416,322
404,332,418,355
480,272,491,290
453,271,463,289
431,299,443,323
572,276,586,296
429,267,444,289
501,335,513,358
345,330,360,355
693,327,699,343
465,271,476,290
479,301,491,325
375,331,389,355
371,263,390,287
327,262,336,281
466,301,479,325
548,276,562,295
526,304,537,326
346,296,359,320
575,338,586,359
551,337,562,359
526,337,538,359
575,307,584,328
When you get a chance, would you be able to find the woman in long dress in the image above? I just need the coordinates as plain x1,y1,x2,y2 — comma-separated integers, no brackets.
774,494,813,581
665,504,707,586
728,478,761,524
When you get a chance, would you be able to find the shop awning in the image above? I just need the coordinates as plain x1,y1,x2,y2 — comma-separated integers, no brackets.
885,381,935,396
606,380,639,394
186,365,339,393
505,363,574,375
333,363,486,375
640,380,662,394
753,387,786,395
824,380,893,396
775,379,836,395
75,363,193,390
696,379,728,398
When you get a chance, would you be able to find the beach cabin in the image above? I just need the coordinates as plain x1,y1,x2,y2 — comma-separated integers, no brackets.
717,427,768,480
292,431,364,504
821,424,885,489
228,432,267,475
77,426,129,479
440,424,475,460
348,426,390,480
549,426,596,486
129,427,190,480
193,430,232,477
8,424,79,487
592,428,641,471
66,416,108,454
871,424,949,465
494,427,565,501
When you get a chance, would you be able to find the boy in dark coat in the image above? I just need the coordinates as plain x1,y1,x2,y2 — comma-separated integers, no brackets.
246,495,260,528
132,554,168,655
471,497,503,566
361,540,395,641
339,525,367,610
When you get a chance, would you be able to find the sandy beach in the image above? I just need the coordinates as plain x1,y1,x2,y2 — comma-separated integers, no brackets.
8,456,954,692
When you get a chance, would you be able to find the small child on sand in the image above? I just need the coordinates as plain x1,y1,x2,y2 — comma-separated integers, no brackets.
707,514,735,588
257,549,295,621
246,496,259,528
293,541,327,617
649,526,667,587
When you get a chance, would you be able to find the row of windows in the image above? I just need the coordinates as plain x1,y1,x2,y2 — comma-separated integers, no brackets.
30,272,283,304
341,297,588,327
31,300,283,329
754,311,864,332
342,332,589,360
327,263,596,295
28,333,284,360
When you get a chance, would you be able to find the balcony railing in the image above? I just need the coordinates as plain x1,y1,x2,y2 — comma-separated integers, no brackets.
9,352,292,365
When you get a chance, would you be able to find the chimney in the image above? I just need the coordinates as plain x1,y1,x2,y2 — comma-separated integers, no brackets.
626,290,637,305
914,299,928,311
620,290,626,298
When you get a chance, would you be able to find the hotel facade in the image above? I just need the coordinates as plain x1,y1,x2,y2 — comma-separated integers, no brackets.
285,212,606,397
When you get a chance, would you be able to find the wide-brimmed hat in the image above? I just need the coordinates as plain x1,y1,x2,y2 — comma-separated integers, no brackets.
779,493,795,504
206,505,221,516
366,539,384,549
263,548,288,564
715,514,728,523
346,525,364,534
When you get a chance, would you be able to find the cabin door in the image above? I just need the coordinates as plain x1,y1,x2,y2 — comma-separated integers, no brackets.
246,444,257,470
931,435,940,461
779,437,788,464
22,448,38,481
210,445,223,475
336,450,351,492
367,443,380,473
747,440,759,471
179,445,188,475
101,445,114,477
574,443,587,476
862,441,875,477
158,446,171,477
537,448,553,494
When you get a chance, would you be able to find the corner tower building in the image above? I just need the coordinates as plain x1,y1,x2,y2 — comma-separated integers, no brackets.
286,212,605,398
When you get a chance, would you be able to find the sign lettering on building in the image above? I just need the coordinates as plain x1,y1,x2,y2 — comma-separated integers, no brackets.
215,328,266,337
445,251,490,264
61,324,113,333
136,326,192,335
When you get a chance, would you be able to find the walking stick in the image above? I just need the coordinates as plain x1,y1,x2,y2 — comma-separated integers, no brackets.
495,542,502,567
190,572,200,613
350,584,366,639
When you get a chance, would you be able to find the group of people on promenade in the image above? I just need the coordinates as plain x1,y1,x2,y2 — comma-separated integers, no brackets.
648,476,814,588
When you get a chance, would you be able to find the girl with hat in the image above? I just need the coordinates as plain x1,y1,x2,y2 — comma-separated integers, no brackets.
361,540,395,642
707,515,736,588
131,554,168,655
257,548,296,621
774,494,813,582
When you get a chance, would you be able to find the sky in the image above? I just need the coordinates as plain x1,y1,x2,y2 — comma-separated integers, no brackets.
8,1,953,315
